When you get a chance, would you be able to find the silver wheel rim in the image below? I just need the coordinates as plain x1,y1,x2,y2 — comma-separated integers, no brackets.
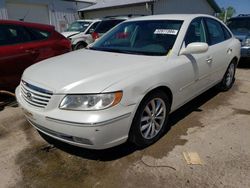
140,98,166,140
226,63,235,87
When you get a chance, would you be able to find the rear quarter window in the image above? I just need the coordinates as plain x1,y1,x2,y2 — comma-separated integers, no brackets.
205,18,226,45
221,24,232,40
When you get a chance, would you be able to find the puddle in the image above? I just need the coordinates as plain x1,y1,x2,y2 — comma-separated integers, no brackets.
15,146,92,188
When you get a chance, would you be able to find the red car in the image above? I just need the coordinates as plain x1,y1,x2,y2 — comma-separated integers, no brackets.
0,20,71,90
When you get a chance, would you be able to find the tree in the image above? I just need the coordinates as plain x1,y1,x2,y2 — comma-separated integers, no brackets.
217,6,236,22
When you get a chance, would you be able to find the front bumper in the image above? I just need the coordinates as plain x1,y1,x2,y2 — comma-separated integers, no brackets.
241,46,250,58
16,86,136,150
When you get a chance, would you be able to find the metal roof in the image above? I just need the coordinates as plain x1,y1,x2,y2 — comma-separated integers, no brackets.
79,0,154,11
79,0,221,13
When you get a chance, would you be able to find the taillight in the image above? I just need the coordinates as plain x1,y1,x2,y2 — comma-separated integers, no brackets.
60,38,72,51
92,32,99,40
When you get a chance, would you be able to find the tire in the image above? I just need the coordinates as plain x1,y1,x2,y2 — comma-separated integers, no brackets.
218,61,236,91
74,42,87,50
129,90,171,148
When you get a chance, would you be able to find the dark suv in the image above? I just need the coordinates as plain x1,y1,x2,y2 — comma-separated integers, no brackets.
227,14,250,58
91,15,144,41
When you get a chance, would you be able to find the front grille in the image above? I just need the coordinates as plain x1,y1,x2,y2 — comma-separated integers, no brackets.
21,80,53,108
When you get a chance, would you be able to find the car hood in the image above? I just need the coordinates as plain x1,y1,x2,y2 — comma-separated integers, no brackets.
22,49,163,94
61,31,81,38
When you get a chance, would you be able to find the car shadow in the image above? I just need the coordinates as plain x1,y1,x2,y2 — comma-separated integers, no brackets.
238,58,250,69
41,87,221,161
0,93,18,112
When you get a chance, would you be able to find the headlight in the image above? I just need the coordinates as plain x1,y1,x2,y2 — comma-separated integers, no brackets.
243,36,250,47
59,91,123,111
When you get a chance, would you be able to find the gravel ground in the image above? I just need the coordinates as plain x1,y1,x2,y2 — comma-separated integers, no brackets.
0,62,249,188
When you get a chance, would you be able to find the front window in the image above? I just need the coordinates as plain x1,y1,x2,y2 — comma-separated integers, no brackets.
66,21,91,32
90,20,183,56
227,18,250,34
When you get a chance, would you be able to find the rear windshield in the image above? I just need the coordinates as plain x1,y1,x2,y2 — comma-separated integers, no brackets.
227,18,250,33
94,19,125,33
66,21,91,32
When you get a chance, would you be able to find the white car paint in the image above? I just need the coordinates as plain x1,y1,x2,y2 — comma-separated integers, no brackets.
61,19,100,49
16,14,241,149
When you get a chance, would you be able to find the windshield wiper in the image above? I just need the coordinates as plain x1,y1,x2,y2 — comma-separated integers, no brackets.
89,47,166,56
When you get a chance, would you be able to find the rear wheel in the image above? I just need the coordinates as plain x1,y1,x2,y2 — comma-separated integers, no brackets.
218,61,236,91
129,90,170,148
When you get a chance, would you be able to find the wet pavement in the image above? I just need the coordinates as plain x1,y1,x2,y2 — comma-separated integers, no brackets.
0,62,250,188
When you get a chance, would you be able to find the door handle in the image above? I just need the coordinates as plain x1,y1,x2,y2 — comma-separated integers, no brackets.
227,48,233,54
25,49,37,54
206,57,213,64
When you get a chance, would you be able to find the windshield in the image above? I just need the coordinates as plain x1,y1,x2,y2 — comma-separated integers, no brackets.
66,21,91,32
227,18,250,33
90,20,183,56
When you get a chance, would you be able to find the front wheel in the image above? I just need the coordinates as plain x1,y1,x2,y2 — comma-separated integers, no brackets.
129,90,170,148
74,42,87,50
218,61,236,91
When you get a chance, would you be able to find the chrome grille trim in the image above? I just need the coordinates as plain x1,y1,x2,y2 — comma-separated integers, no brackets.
21,80,53,108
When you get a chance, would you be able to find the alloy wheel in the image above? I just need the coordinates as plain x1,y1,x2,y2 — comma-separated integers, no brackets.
140,98,166,140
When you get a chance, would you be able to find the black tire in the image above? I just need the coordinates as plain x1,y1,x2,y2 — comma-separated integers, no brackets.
218,61,237,91
74,42,87,50
129,90,171,148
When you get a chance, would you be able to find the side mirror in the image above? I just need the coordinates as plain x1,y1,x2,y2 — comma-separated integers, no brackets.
180,42,208,55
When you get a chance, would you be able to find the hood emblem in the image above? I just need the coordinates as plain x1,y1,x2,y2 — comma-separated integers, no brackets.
26,92,33,100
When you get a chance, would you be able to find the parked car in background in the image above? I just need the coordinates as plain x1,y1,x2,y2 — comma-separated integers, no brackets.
227,14,250,59
62,19,101,50
0,20,71,90
16,14,240,150
91,15,144,41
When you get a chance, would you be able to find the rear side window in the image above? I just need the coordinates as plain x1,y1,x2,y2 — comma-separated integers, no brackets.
221,24,232,40
95,19,125,33
205,18,225,45
86,21,100,34
26,27,51,41
185,18,206,46
0,24,31,46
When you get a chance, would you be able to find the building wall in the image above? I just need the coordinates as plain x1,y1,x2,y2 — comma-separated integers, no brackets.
0,1,8,19
83,4,152,19
0,0,91,32
154,0,215,15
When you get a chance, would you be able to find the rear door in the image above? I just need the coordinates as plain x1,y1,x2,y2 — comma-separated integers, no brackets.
181,18,212,94
204,18,234,84
0,24,33,89
24,26,55,62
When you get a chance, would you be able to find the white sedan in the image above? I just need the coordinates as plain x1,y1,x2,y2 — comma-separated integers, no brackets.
16,14,241,149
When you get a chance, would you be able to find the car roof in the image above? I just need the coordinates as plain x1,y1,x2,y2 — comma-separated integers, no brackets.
125,14,216,22
229,15,250,20
0,20,55,30
76,19,101,22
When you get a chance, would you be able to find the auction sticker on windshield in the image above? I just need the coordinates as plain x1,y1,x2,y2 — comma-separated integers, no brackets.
154,29,178,35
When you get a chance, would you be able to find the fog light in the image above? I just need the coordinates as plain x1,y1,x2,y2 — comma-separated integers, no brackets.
72,137,93,145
